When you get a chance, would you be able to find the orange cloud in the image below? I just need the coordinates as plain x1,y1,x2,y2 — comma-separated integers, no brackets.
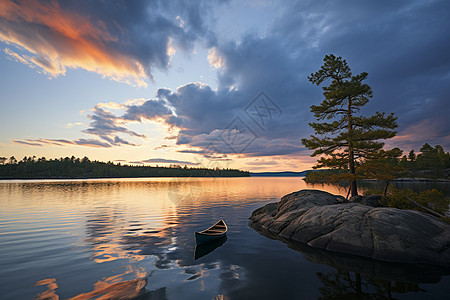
208,47,225,69
386,118,450,151
0,0,148,86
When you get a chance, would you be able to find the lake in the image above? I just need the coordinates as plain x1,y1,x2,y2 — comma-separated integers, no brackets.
1,177,450,299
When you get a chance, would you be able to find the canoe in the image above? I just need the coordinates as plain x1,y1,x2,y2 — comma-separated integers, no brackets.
194,219,227,245
194,235,227,260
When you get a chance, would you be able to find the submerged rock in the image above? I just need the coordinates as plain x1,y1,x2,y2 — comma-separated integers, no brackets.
250,189,450,266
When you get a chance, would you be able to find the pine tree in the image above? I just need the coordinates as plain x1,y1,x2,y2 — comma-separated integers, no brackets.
302,54,398,197
357,148,406,196
408,149,416,161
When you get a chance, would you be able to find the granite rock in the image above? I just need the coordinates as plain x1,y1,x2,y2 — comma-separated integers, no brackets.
250,189,450,266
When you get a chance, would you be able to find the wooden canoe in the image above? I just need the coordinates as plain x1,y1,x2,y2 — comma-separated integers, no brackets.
194,219,227,245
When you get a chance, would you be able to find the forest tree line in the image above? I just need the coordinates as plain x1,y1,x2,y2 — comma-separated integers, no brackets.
305,143,450,183
304,143,450,217
398,143,450,177
0,155,250,179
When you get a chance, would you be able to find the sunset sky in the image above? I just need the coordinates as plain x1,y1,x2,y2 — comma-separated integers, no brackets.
1,0,449,172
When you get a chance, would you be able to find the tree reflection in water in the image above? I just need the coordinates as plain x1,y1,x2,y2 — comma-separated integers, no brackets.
317,269,424,300
251,222,450,299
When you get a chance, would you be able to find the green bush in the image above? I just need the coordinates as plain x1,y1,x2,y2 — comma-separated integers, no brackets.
378,188,449,215
304,169,349,184
441,216,450,225
418,189,449,214
362,189,383,196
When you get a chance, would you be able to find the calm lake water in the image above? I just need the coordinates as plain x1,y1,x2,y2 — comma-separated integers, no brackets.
1,177,450,299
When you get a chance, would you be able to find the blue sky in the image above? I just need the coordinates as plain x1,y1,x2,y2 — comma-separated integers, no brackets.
1,0,449,171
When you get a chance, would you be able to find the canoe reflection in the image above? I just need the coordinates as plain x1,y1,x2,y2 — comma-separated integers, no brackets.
194,235,227,260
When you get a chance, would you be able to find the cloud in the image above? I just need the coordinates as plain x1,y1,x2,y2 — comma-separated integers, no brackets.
3,48,33,67
75,80,306,157
140,158,200,165
387,118,450,151
82,106,145,146
13,138,112,148
122,99,174,123
207,47,225,69
0,0,219,86
246,160,278,166
66,122,84,128
174,128,305,157
13,140,43,147
154,144,172,150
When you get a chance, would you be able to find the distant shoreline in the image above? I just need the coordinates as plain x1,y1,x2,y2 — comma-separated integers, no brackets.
0,175,250,180
0,157,250,179
250,171,310,177
1,175,449,182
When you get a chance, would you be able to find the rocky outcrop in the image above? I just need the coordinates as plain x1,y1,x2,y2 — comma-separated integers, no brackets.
250,189,450,266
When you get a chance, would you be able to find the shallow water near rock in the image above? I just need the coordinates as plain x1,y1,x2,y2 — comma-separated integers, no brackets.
1,177,450,299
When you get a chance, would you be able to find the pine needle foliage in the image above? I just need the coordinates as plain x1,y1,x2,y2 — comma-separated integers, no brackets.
302,54,398,196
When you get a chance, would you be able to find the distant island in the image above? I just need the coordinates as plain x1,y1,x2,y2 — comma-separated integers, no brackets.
250,171,311,177
0,156,250,179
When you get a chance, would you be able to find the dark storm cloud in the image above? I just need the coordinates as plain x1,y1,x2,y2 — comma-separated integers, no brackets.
269,0,450,151
196,0,450,154
157,84,244,134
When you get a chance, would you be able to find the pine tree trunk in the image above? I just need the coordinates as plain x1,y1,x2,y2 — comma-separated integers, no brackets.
383,181,390,197
348,97,358,197
349,146,358,197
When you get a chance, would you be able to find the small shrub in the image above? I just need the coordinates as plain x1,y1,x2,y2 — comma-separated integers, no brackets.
362,189,383,196
418,189,448,214
381,188,449,215
441,216,450,225
303,169,348,184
